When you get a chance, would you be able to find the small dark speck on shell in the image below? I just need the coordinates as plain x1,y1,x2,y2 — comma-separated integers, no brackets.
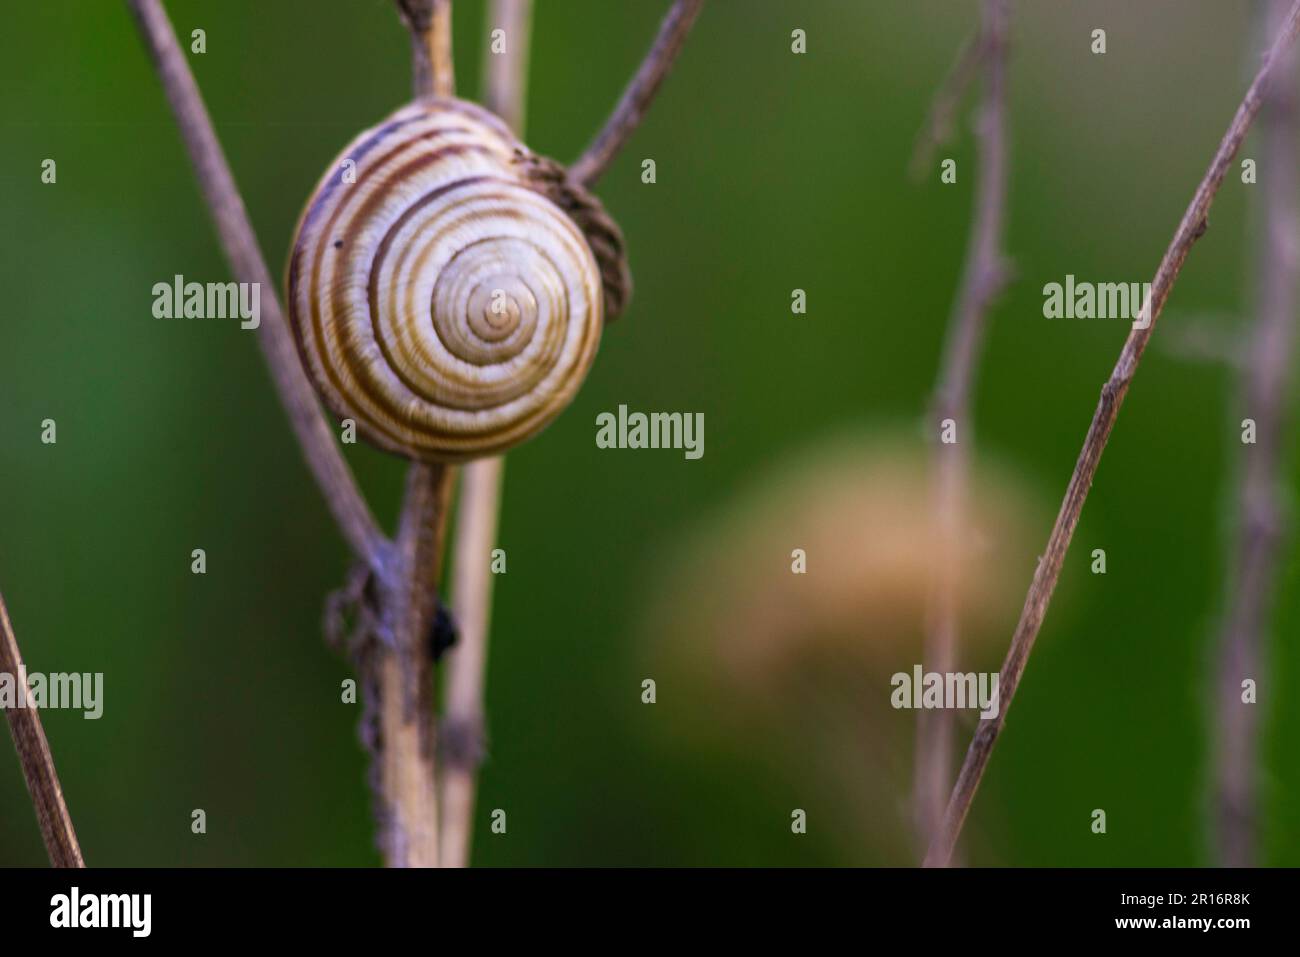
333,239,344,249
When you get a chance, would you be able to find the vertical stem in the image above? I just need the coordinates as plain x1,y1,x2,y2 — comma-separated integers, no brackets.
428,0,455,98
482,0,533,130
396,0,455,99
376,464,455,867
0,592,84,868
441,457,505,867
439,0,531,869
914,440,965,849
1212,0,1299,868
914,0,1010,859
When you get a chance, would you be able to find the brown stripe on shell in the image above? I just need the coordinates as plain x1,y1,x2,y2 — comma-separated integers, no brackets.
306,146,505,449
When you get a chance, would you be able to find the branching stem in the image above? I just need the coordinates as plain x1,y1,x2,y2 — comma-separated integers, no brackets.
924,0,1300,868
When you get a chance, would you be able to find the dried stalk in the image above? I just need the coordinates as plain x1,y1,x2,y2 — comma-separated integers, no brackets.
124,0,385,571
0,592,84,867
370,464,455,867
569,0,704,187
924,0,1300,868
440,456,505,867
396,0,456,98
437,0,530,869
482,0,533,131
1212,0,1299,868
914,0,1010,858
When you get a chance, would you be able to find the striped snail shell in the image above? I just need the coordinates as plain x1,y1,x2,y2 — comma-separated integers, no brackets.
287,97,630,462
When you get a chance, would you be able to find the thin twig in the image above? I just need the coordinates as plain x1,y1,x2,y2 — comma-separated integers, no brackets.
569,0,704,187
910,31,987,181
441,457,505,867
1212,0,1299,868
924,0,1300,868
0,592,84,868
125,0,386,570
914,0,1010,860
438,0,531,869
482,0,533,131
396,0,455,99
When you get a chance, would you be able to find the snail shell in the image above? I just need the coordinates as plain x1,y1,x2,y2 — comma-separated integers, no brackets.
287,97,629,462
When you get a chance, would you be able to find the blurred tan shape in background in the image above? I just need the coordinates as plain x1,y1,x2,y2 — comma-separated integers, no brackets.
639,430,1049,863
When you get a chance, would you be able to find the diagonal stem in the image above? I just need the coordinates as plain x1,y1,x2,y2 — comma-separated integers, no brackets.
0,591,84,868
124,0,386,570
924,0,1300,868
569,0,704,187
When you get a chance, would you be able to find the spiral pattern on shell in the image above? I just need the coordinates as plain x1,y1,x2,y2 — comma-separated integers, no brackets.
287,97,629,462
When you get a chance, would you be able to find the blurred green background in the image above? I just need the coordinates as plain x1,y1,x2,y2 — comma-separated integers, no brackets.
2,0,1298,866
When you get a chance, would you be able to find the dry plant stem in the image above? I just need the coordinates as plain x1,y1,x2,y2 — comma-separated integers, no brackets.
914,0,1010,858
428,0,455,97
482,0,533,131
125,0,385,569
0,593,84,867
440,456,505,867
396,0,456,98
569,0,704,187
924,0,1300,868
1212,0,1299,868
438,0,531,869
373,464,455,867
